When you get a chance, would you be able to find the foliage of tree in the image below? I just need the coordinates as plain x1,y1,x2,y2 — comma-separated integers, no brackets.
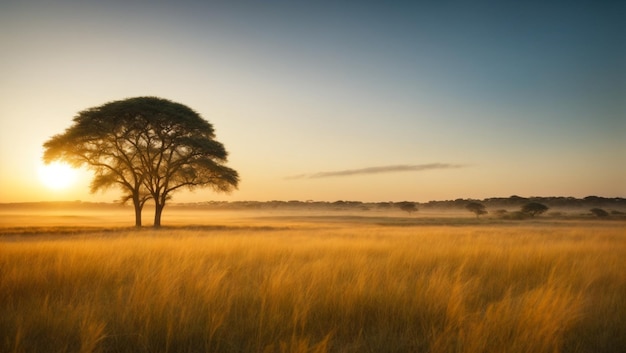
520,202,549,217
465,202,488,218
43,97,239,227
590,208,609,218
397,201,418,215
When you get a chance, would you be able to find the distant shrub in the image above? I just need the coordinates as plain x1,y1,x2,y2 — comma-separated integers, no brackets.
610,210,625,216
465,202,488,218
397,201,418,215
521,202,549,217
590,208,609,218
548,211,563,217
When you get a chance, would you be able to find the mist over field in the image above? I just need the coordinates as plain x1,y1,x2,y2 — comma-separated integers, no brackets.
1,195,624,228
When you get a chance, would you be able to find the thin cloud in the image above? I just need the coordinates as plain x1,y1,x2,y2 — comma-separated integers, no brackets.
286,163,466,180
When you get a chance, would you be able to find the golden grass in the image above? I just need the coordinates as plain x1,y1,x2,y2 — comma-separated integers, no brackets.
1,219,625,353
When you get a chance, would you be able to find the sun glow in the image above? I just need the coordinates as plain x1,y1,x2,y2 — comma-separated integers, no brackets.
38,162,78,190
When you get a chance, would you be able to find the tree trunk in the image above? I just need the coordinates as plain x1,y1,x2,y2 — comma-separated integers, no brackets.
133,196,142,227
153,202,164,228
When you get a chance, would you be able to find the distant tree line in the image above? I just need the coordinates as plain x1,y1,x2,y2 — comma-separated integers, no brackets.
6,196,624,219
172,196,625,212
421,196,626,210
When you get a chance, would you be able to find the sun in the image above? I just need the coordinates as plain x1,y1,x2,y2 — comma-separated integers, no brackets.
38,162,78,190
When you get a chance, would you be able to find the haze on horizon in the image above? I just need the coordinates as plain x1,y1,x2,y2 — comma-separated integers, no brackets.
0,0,624,203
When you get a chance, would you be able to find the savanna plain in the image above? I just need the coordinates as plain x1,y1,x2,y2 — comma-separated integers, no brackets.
1,207,625,353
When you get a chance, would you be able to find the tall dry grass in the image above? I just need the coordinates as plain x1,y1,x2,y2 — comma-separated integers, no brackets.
1,223,625,353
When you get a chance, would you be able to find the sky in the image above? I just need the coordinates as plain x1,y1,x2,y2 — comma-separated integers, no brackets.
0,0,624,203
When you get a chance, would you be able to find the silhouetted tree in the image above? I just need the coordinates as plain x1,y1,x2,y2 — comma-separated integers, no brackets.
43,97,239,227
465,202,487,218
590,208,609,218
397,201,418,215
520,202,549,217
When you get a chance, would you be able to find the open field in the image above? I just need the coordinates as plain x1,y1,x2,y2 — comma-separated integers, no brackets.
1,209,625,353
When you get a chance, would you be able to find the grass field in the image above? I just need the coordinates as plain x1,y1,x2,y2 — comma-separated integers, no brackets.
1,209,625,353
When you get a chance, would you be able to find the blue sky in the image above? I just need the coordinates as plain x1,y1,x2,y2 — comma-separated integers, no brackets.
0,0,624,202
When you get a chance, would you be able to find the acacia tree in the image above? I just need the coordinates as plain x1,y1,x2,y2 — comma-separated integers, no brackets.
520,202,549,217
43,97,239,227
465,202,487,218
397,201,418,215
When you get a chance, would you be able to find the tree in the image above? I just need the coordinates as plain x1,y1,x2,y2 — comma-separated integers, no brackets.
520,202,549,217
43,97,239,227
465,202,487,218
590,208,609,218
397,201,418,215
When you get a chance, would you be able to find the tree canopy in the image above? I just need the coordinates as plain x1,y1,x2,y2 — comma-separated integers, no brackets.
465,202,487,218
520,202,549,217
43,96,239,227
397,201,418,215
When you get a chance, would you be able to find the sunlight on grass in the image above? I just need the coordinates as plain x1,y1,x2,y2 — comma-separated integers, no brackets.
1,223,625,353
